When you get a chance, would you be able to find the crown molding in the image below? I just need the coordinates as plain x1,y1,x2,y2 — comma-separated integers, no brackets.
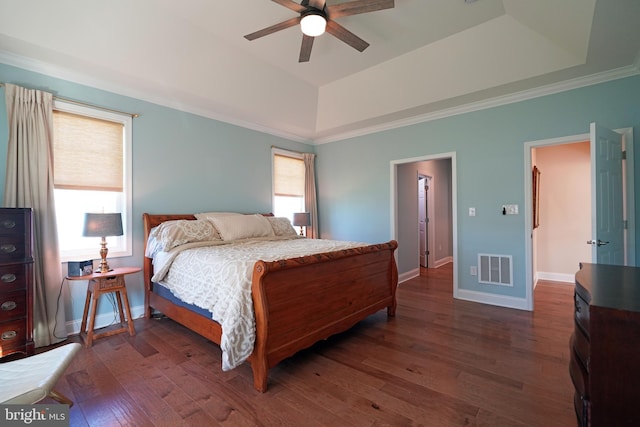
0,50,311,144
3,49,639,147
313,62,640,145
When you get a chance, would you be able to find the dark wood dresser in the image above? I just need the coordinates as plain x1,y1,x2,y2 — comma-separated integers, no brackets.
0,208,34,358
570,262,640,426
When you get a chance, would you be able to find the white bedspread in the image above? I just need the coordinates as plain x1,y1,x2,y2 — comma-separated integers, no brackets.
151,236,366,371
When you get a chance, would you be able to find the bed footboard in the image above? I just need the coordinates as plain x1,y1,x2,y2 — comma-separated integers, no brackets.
249,240,398,392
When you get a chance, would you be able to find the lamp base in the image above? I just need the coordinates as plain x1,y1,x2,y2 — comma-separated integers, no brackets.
98,259,112,274
98,237,112,273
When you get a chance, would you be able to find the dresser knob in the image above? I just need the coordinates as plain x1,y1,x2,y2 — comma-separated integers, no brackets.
1,301,17,311
0,244,16,253
1,219,16,229
1,273,16,283
1,330,17,340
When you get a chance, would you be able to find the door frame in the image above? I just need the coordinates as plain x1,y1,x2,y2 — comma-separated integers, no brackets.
390,152,458,293
523,128,635,310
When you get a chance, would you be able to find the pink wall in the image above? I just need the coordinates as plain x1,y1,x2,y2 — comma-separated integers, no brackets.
534,141,591,278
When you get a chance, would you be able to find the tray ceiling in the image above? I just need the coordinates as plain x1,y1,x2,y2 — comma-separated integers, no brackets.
0,0,639,143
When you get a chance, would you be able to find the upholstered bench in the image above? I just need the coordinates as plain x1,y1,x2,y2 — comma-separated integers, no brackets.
0,343,81,406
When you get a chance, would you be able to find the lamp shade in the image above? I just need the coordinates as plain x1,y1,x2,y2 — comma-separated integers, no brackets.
82,213,123,237
293,212,311,227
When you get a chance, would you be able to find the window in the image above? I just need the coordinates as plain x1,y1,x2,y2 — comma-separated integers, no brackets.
272,149,305,222
52,101,132,262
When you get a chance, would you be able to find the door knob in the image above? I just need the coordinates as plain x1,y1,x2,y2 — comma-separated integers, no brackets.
587,239,609,246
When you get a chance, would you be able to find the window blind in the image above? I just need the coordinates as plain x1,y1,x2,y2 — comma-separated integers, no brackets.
53,110,124,192
273,153,304,197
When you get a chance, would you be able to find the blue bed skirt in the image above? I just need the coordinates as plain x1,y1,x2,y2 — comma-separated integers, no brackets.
152,282,213,319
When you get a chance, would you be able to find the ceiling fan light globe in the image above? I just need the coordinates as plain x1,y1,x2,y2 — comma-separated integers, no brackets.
300,14,326,37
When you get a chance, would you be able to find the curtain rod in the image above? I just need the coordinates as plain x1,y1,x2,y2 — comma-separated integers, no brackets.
271,145,314,155
0,82,140,118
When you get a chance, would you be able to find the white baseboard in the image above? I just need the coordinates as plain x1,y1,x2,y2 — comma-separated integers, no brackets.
434,256,453,268
65,304,145,335
399,268,420,284
399,260,452,284
454,288,530,311
536,271,574,284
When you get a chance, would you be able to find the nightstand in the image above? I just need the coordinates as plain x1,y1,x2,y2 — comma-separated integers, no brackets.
67,266,140,347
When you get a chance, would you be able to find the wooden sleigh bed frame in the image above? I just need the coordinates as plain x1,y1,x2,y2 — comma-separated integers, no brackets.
142,213,398,392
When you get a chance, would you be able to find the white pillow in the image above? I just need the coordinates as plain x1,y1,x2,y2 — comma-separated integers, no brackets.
194,211,242,220
147,219,221,256
267,217,298,237
210,214,275,241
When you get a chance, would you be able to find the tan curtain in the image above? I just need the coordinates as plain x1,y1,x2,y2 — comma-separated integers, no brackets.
303,153,319,239
4,84,67,347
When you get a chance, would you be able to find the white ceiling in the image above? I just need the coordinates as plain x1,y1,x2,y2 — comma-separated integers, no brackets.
1,0,639,143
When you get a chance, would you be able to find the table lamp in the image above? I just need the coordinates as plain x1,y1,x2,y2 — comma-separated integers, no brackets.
292,212,311,237
83,213,123,273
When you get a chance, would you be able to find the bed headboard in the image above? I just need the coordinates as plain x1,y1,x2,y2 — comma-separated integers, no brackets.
142,213,197,306
141,212,275,317
142,213,196,237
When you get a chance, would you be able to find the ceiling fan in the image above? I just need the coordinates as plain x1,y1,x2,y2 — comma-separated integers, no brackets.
244,0,395,63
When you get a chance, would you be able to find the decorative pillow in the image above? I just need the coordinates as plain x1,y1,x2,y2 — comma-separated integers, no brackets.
267,217,298,237
194,211,242,220
209,214,275,241
153,219,221,252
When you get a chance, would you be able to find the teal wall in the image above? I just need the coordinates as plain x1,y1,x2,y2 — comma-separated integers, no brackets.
315,74,640,300
2,60,640,323
0,63,312,324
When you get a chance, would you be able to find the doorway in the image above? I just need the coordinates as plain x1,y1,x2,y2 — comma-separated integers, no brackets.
531,141,591,284
391,152,458,293
524,126,635,310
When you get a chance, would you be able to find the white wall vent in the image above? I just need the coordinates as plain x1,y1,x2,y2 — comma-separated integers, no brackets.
478,254,513,287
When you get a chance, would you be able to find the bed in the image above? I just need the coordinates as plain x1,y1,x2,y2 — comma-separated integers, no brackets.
142,212,398,392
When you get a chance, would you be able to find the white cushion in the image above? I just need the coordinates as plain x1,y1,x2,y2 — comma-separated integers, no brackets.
209,214,275,241
146,219,221,257
193,211,242,220
267,217,298,236
0,343,81,404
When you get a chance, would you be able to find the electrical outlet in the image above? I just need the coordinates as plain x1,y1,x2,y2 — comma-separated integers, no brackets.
470,266,477,276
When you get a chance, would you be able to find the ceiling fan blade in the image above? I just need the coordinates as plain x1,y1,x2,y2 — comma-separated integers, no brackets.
271,0,306,13
327,0,394,19
299,35,314,62
325,20,369,52
244,16,301,41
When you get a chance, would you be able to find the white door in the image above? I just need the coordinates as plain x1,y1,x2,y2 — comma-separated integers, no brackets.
590,123,625,264
418,177,428,267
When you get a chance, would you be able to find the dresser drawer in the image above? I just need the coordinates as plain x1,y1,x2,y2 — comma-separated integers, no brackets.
570,347,588,399
574,392,589,427
0,263,30,292
574,292,590,335
0,212,27,237
0,318,26,356
0,291,26,322
571,327,590,371
0,235,28,263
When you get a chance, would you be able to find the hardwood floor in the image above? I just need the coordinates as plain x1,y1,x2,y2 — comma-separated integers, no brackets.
49,264,576,426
